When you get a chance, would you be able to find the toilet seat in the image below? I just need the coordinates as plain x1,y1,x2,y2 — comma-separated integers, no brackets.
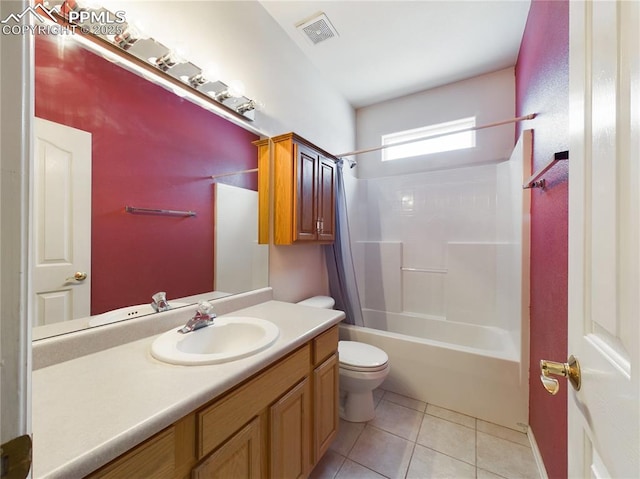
339,341,388,372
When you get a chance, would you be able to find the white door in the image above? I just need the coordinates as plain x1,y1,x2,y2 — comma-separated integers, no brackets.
565,1,639,477
32,118,92,326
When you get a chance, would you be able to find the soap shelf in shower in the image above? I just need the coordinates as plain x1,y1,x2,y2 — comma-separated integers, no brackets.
523,150,569,189
125,206,197,217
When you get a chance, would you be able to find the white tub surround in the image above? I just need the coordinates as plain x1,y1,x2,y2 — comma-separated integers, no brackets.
32,300,344,479
346,131,532,431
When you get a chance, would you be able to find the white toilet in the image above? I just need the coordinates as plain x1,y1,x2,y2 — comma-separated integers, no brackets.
297,296,390,423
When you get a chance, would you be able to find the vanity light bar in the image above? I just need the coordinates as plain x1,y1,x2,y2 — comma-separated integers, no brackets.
53,1,259,123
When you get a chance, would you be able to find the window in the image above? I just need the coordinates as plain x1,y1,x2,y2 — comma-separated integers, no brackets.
381,117,476,162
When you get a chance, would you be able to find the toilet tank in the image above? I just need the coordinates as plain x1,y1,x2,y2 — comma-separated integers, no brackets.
296,296,335,309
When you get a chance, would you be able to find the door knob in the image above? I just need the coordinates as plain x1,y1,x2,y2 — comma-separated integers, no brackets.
539,355,581,395
65,271,88,282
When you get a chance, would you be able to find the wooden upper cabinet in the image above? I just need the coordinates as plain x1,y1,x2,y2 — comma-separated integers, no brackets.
317,157,336,242
296,143,319,242
255,133,337,245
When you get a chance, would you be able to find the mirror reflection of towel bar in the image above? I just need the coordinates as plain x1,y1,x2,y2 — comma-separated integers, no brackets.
125,206,197,217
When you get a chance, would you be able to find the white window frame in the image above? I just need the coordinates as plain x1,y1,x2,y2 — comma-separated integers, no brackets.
381,116,477,162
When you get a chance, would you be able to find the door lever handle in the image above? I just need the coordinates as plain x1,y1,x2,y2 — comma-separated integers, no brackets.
540,355,581,395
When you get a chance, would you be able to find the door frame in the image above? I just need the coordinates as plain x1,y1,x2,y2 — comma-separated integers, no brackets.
0,0,32,449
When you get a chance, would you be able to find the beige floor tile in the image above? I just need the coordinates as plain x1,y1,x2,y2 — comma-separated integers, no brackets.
310,450,345,479
426,404,476,429
370,400,424,441
477,431,539,479
330,419,366,456
372,388,385,408
348,425,414,479
407,444,476,479
416,414,476,465
477,420,530,447
382,391,427,412
335,459,387,479
477,468,508,479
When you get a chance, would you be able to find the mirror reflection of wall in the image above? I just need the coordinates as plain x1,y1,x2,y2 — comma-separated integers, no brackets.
34,32,264,330
214,183,268,294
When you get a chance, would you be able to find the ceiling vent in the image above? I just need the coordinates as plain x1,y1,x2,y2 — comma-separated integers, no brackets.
296,12,339,45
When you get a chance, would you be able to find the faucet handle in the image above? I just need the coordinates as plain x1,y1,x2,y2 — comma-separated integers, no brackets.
196,301,214,316
151,291,169,312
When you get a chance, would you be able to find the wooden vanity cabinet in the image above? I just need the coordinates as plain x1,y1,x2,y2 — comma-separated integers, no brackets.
86,325,339,479
192,417,262,479
254,133,336,245
86,414,196,479
312,326,340,462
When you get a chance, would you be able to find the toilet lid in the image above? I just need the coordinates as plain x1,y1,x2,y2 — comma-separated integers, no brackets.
338,341,388,370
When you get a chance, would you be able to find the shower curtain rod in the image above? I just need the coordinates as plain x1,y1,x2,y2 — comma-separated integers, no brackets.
334,113,537,158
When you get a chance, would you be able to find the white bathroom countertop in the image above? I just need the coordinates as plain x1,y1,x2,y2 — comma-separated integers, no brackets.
31,300,345,479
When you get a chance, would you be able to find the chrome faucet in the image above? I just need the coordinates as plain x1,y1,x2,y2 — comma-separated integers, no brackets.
151,291,170,312
178,301,216,334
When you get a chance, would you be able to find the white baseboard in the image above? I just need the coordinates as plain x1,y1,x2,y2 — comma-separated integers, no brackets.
527,426,549,479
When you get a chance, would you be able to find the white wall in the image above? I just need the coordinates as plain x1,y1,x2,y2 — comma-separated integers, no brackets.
103,1,355,154
102,1,357,302
355,68,515,179
214,184,268,294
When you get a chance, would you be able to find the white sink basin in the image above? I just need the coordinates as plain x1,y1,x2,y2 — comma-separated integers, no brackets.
89,302,188,326
150,316,280,366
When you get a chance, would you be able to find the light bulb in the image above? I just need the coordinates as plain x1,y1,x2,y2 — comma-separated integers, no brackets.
227,80,246,98
113,22,147,49
202,64,220,83
77,0,103,9
155,50,185,71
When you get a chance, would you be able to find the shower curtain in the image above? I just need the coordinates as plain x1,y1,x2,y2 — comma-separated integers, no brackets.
324,160,364,326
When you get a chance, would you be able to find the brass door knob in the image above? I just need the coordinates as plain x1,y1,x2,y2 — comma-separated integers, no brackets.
540,355,581,395
65,271,88,283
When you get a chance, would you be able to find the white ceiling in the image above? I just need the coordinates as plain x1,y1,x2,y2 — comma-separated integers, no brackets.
259,1,531,109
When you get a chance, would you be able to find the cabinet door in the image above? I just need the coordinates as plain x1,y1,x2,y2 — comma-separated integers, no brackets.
270,378,311,479
295,142,319,242
314,353,339,462
317,157,336,242
192,417,262,479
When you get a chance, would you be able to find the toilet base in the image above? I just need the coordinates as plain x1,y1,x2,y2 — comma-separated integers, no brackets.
340,390,377,423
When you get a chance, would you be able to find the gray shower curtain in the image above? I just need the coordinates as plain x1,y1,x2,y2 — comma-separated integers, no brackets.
324,160,364,326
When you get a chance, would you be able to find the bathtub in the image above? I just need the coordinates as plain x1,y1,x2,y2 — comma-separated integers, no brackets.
339,309,528,430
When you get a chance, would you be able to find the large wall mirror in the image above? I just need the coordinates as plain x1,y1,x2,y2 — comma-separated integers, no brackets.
32,32,269,340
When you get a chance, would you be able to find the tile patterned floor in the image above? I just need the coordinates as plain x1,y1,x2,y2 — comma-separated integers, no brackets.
310,389,539,479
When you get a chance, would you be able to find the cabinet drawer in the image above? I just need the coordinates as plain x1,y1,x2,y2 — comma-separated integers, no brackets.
313,325,339,365
87,427,174,479
197,344,311,458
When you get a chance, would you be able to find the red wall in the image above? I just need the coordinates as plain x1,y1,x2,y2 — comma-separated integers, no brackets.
516,1,569,478
35,34,259,315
